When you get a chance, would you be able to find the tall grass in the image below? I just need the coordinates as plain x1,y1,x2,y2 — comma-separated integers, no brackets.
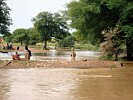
75,43,99,51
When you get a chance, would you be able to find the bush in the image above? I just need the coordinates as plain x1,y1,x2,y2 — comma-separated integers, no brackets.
100,27,124,60
99,53,115,60
57,36,75,48
3,34,12,43
75,43,99,51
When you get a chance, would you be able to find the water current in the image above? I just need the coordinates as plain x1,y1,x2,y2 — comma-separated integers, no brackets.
0,67,133,100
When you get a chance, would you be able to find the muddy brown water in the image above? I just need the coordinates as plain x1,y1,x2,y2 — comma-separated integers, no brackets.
0,50,100,60
0,67,133,100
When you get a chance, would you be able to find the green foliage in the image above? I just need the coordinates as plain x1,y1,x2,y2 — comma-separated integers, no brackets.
119,1,133,58
27,28,39,45
67,0,133,58
67,0,118,44
3,34,12,42
99,53,114,61
0,0,12,34
57,35,75,48
75,43,98,51
32,12,54,44
32,11,69,49
122,25,133,40
12,28,29,45
100,27,124,60
12,28,38,45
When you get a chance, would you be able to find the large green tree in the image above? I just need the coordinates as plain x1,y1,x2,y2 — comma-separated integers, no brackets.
3,33,12,42
67,0,133,58
12,28,38,45
120,2,133,58
67,0,121,44
27,28,39,45
32,11,69,50
0,0,12,34
13,28,29,45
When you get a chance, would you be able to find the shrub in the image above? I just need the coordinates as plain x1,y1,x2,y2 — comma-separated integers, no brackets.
100,27,124,60
57,36,75,48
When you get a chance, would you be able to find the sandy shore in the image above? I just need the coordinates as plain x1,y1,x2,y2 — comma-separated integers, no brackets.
0,44,132,69
0,59,125,69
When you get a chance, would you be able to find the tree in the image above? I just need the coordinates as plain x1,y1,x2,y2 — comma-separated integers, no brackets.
27,28,39,45
0,0,12,34
67,0,133,58
3,33,12,42
13,28,28,45
100,27,123,60
121,25,133,58
32,11,69,50
67,0,113,44
58,35,75,48
12,28,38,45
119,2,133,58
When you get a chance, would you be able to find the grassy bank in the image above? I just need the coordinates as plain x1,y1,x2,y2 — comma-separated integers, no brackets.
74,43,99,51
1,42,99,51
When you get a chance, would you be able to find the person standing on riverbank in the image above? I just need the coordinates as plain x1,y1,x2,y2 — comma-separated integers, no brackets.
6,43,9,50
71,48,76,61
9,42,13,50
25,45,31,60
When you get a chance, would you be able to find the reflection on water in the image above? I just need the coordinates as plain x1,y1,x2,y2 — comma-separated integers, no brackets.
0,50,100,60
0,68,133,100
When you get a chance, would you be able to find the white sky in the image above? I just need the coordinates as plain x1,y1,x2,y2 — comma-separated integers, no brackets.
6,0,71,32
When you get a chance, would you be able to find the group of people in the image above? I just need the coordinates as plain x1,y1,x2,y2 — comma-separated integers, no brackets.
3,42,13,50
12,46,75,61
12,45,31,60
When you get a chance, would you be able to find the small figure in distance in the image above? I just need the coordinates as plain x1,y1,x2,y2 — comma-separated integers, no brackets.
9,42,13,50
71,47,76,61
25,45,31,60
12,52,20,60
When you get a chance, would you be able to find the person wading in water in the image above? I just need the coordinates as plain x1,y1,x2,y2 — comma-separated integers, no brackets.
71,48,76,61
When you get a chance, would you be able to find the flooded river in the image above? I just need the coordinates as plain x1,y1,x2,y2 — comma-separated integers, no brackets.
0,67,133,100
0,50,99,60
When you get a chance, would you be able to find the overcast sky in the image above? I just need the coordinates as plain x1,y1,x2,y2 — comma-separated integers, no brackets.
6,0,71,32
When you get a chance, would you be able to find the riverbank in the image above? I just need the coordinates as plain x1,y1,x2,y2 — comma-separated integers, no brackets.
0,45,49,53
0,44,132,69
0,42,99,53
0,59,126,69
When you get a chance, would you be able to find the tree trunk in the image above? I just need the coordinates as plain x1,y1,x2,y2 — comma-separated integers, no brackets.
126,40,133,58
43,41,47,50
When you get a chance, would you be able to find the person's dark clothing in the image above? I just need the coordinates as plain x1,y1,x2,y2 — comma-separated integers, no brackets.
17,47,19,50
25,45,28,50
27,49,32,57
6,44,9,50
